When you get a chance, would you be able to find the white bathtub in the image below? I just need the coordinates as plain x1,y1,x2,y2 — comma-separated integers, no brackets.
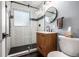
58,35,79,57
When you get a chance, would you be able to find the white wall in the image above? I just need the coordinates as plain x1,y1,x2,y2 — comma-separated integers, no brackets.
10,3,38,47
37,18,45,31
31,21,37,43
50,1,79,37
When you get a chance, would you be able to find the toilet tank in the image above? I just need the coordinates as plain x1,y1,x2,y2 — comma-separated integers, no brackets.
58,35,79,57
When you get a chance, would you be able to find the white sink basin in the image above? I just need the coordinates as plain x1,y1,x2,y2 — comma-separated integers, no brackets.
37,31,57,34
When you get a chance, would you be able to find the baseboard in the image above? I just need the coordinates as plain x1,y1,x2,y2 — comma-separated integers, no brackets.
7,48,37,57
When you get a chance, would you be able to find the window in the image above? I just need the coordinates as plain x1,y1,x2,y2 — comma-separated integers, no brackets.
14,10,30,26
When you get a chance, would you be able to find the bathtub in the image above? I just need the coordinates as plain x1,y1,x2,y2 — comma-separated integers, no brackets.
58,35,79,57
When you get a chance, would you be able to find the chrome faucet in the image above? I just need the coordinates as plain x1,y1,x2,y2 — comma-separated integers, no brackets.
46,26,50,32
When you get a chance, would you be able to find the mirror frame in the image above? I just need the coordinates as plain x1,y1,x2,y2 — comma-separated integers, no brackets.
31,7,58,22
45,7,58,23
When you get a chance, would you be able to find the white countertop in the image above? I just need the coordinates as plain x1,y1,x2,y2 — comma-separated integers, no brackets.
37,31,57,34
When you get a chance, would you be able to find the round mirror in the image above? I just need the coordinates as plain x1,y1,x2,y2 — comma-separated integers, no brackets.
45,6,58,23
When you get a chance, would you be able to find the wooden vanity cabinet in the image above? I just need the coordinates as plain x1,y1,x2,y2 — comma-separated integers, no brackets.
37,32,57,57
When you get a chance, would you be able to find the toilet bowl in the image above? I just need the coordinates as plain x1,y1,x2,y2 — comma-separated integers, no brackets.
47,51,69,57
48,35,79,57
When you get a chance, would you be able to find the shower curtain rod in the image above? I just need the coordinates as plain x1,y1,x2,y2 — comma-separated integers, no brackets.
11,1,54,21
11,1,39,9
11,1,54,14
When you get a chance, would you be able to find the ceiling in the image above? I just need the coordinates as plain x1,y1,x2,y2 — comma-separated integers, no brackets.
15,1,45,9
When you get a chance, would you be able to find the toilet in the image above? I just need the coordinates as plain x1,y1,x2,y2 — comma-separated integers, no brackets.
48,35,79,57
47,51,69,57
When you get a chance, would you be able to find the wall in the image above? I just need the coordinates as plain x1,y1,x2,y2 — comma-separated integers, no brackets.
31,21,37,43
38,1,79,38
51,1,79,37
37,18,45,31
10,3,38,47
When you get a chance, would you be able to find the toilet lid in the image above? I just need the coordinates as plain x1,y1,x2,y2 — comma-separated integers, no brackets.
47,51,69,57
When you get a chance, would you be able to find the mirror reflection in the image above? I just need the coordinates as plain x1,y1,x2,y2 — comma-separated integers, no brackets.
45,6,58,23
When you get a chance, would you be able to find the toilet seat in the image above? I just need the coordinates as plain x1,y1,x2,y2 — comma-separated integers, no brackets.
47,51,69,57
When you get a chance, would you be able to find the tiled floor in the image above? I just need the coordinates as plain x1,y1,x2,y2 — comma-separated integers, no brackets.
9,43,37,55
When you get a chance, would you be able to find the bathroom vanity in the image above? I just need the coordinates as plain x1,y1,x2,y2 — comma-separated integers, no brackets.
37,32,57,57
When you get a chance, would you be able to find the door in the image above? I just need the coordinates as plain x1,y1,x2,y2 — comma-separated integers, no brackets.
1,1,10,57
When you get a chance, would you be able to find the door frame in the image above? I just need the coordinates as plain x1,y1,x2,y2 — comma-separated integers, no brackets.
2,1,6,57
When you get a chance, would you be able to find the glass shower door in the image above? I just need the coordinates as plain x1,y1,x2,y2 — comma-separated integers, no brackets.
9,9,33,56
6,1,37,56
